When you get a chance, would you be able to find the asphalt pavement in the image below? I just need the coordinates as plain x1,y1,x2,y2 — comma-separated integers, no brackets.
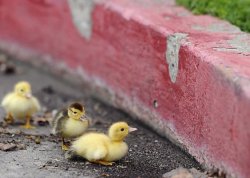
0,58,201,178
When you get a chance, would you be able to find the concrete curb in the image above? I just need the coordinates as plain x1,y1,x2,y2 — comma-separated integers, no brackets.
0,0,250,177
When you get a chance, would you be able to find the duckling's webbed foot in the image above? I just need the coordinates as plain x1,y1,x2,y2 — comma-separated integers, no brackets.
21,116,35,129
93,160,115,166
62,144,69,151
21,123,35,129
4,113,14,124
61,137,70,151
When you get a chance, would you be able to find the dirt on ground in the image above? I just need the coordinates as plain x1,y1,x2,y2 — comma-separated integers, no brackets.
0,58,201,178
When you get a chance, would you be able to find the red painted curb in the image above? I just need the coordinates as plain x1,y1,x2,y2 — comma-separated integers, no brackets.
0,0,250,177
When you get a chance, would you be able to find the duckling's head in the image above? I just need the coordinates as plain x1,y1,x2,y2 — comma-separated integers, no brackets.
68,102,86,121
108,122,137,141
14,81,32,99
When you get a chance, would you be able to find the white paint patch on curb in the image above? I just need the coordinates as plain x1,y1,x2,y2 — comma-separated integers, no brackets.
229,34,250,54
166,33,187,83
68,0,94,40
192,22,240,33
213,33,250,55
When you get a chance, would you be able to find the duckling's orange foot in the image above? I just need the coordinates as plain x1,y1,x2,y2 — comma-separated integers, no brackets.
61,144,69,151
4,117,14,124
21,124,35,129
94,160,115,166
4,114,14,124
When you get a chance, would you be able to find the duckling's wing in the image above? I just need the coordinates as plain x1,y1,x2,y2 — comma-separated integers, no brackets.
71,133,109,161
86,145,108,161
51,109,68,135
31,97,41,112
1,93,13,107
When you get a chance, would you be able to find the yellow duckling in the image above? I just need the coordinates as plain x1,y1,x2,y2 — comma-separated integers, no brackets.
1,81,40,129
51,102,89,151
65,122,137,166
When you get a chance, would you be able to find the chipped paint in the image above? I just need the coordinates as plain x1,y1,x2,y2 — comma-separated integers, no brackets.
228,34,250,54
213,34,250,55
153,100,158,108
177,11,191,17
68,0,94,40
192,23,240,33
166,33,187,83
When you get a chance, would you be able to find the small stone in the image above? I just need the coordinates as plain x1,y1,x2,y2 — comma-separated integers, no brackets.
117,165,127,169
0,128,21,134
94,120,103,125
39,164,46,169
36,117,50,126
0,60,16,75
163,168,207,178
101,173,110,177
0,143,17,151
17,144,26,150
35,137,41,144
42,86,55,94
93,103,100,111
3,64,16,74
189,168,209,178
162,167,193,178
46,160,53,165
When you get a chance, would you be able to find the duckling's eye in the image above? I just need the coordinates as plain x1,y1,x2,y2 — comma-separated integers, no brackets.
73,112,77,114
19,89,24,92
120,128,124,131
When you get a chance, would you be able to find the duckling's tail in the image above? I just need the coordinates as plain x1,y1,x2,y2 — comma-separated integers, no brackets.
51,109,58,118
50,109,63,135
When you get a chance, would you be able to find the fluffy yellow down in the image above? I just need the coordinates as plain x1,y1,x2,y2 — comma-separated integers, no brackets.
62,118,89,138
70,122,137,165
72,132,128,162
1,91,40,119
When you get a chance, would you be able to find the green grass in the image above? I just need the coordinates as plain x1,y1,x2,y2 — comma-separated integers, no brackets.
176,0,250,33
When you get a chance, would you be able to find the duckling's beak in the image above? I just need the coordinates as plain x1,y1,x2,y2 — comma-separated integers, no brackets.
25,93,32,99
128,127,137,133
80,115,88,122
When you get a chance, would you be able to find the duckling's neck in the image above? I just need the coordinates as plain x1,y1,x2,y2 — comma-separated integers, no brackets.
14,93,27,99
109,137,125,142
69,117,79,121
